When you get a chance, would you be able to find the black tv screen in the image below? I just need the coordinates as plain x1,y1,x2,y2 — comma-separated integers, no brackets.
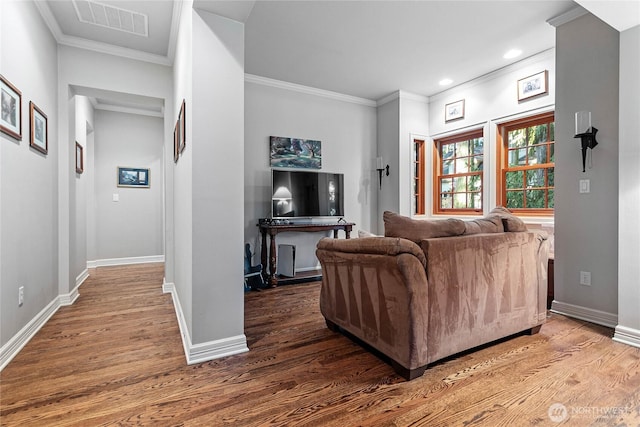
271,170,344,219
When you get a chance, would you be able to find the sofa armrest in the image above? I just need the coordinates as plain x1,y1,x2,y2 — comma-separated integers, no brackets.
316,236,430,372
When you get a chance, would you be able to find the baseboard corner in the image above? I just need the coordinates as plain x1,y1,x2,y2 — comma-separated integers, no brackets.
613,325,640,348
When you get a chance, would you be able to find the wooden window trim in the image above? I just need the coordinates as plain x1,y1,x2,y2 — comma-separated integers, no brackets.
433,129,484,215
496,111,554,216
414,139,426,215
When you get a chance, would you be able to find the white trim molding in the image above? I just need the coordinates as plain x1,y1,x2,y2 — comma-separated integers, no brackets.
551,300,618,328
87,255,164,268
76,268,89,288
0,298,60,371
245,74,377,107
613,325,640,349
546,6,589,28
164,283,249,365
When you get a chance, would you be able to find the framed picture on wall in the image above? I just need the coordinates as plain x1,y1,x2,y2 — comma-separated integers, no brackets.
75,142,84,174
174,120,179,163
270,136,322,169
517,70,548,101
1,74,22,140
445,99,465,122
30,101,48,154
179,99,186,153
118,166,150,188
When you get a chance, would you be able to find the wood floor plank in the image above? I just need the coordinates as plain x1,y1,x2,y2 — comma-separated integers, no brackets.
1,263,639,426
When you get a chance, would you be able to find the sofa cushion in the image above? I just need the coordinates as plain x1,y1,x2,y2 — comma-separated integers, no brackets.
357,229,378,238
383,211,465,242
490,206,527,232
463,215,504,235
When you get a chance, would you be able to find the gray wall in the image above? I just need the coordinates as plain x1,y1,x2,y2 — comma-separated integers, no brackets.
191,9,245,344
94,110,164,260
1,0,59,348
554,13,619,318
244,81,378,268
617,24,640,334
376,97,400,233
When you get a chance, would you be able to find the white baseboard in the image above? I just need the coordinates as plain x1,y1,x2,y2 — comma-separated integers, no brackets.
551,300,618,328
87,255,164,268
76,268,89,288
164,282,248,364
613,325,640,348
0,296,60,371
296,266,322,274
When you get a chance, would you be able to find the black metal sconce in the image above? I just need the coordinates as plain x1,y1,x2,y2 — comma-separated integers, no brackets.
376,157,389,189
574,111,598,172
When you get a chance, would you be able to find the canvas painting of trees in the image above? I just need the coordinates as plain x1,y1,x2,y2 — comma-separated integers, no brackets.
270,136,322,169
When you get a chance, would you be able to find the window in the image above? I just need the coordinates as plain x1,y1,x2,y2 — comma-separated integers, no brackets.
413,139,425,215
433,129,484,214
497,112,554,215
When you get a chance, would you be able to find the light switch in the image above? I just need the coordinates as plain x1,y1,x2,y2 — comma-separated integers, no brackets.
579,179,590,194
113,193,119,202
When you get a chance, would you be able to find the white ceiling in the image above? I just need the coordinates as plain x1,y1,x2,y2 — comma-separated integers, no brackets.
36,0,639,107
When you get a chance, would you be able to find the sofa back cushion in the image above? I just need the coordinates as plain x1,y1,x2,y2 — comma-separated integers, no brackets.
463,215,504,235
490,206,527,232
384,211,465,242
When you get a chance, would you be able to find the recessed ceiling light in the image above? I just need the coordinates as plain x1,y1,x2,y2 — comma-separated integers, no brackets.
503,49,522,59
439,78,453,86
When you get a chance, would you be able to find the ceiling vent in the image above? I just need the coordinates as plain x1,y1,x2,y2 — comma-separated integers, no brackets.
72,0,148,37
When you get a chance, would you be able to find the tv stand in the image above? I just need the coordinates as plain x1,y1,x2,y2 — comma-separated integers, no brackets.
257,221,354,286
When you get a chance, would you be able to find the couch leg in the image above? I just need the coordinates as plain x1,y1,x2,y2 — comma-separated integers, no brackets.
325,319,340,332
391,361,427,381
527,325,542,335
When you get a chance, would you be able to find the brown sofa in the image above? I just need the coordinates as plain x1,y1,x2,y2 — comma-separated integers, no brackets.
316,209,549,380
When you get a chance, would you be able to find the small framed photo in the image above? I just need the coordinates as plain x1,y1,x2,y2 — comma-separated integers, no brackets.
118,166,150,188
173,120,180,163
517,70,548,101
445,99,465,122
75,142,84,174
30,101,48,154
179,99,186,153
1,75,22,140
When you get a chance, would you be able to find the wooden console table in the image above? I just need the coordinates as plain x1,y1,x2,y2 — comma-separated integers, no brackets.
257,221,354,286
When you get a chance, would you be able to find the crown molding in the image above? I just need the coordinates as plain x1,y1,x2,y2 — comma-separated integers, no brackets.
245,74,377,107
35,1,172,67
376,90,429,107
94,102,164,118
429,48,555,102
546,6,589,28
166,0,183,64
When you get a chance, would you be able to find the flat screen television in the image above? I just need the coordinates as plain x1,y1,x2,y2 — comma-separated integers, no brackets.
271,169,344,219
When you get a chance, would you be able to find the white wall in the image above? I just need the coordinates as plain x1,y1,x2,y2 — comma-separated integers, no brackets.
244,81,378,268
553,13,619,324
376,97,400,233
93,110,163,260
72,95,94,282
0,0,59,349
615,24,640,344
399,95,429,216
427,50,556,220
190,9,245,346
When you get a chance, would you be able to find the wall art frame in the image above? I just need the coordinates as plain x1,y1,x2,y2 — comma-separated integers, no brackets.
118,166,150,188
75,142,84,174
1,74,22,140
30,101,48,154
179,99,186,153
517,70,548,101
173,120,179,163
445,99,465,122
270,136,322,169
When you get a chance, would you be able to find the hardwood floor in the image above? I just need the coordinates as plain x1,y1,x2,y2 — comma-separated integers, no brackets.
1,264,639,426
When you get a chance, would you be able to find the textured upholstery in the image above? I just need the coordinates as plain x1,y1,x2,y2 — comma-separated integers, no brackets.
316,229,549,380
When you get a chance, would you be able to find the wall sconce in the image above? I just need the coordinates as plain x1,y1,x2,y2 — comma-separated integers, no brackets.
376,156,389,189
574,111,599,172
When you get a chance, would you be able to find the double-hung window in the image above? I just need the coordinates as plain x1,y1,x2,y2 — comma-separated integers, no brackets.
433,129,484,214
496,112,554,215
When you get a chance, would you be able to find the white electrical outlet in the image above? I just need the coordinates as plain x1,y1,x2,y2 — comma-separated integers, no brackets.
580,271,591,286
18,286,24,306
579,179,590,193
